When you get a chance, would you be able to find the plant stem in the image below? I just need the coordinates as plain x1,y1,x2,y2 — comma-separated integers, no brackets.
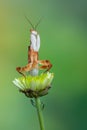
35,97,45,130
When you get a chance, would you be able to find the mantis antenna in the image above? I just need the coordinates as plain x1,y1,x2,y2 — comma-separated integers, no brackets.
25,15,43,30
25,15,35,29
34,17,43,30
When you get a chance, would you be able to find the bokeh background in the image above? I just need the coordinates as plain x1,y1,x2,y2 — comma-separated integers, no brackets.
0,0,87,130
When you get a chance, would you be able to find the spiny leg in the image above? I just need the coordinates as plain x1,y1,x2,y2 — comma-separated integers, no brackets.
16,63,32,77
38,60,52,72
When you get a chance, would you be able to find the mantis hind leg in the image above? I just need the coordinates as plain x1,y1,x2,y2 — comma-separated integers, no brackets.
16,63,32,77
38,60,52,72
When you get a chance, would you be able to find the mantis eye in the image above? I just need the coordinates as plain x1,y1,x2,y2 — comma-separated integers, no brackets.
30,29,32,32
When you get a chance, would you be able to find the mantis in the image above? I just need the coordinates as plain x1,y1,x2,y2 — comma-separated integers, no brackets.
16,16,52,76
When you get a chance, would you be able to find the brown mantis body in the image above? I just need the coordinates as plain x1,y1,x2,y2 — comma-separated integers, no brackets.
16,45,52,76
16,17,52,76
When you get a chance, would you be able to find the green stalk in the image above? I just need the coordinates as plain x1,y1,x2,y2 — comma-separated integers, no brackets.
35,97,45,130
31,69,45,130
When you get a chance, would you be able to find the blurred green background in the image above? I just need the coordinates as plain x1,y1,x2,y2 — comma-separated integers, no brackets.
0,0,87,130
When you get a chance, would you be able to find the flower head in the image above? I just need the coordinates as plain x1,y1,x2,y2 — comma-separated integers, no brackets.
13,72,54,98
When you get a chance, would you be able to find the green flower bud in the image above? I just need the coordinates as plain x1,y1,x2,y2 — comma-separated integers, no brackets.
13,72,54,98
